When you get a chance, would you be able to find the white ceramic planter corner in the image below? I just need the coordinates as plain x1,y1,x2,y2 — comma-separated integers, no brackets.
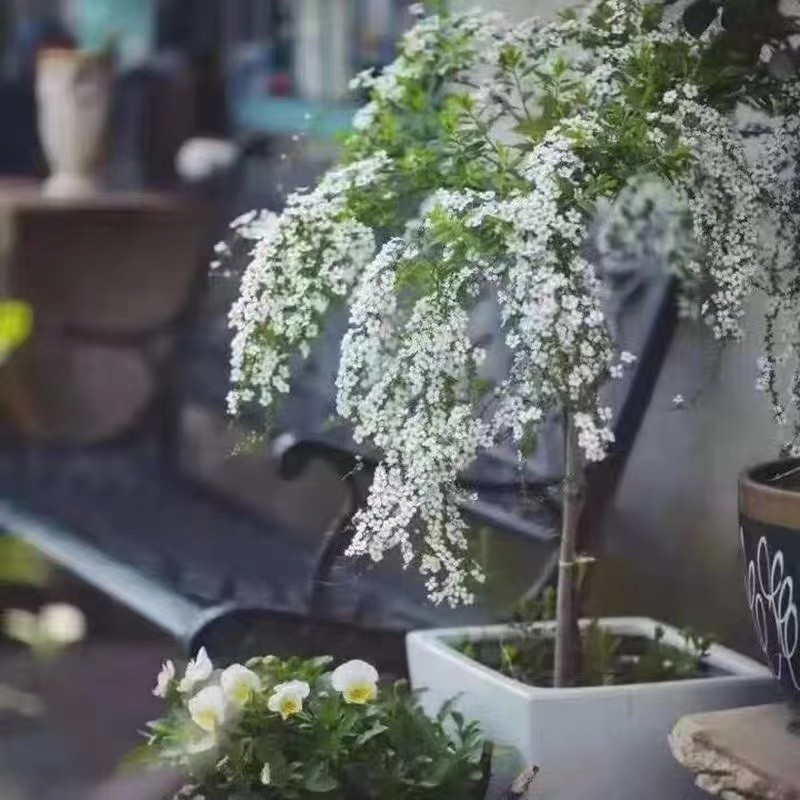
407,617,778,800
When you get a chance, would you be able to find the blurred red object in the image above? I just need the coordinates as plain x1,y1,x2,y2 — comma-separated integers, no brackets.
269,71,292,96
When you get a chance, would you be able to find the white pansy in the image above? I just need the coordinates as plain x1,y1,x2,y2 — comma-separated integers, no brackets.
331,660,379,705
188,686,226,733
179,647,213,694
267,680,310,720
260,763,272,786
220,664,261,708
153,660,176,698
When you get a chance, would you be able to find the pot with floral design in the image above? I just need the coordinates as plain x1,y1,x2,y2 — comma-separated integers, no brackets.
739,459,800,700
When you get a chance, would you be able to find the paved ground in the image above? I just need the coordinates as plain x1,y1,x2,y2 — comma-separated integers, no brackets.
0,575,175,800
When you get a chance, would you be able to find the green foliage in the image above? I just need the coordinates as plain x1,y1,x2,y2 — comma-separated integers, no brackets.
0,301,32,366
456,590,714,688
144,655,489,800
0,539,50,587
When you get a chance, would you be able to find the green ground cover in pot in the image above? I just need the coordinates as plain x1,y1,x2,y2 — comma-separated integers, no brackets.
456,591,713,688
139,653,490,800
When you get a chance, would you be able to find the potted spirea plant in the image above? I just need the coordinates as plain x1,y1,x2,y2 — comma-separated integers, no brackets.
224,0,800,796
140,650,491,800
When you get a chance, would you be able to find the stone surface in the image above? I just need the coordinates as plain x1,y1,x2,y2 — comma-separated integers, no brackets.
669,704,800,799
504,767,540,799
0,642,176,800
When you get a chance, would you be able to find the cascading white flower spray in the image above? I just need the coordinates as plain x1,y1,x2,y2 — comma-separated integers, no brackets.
226,0,800,685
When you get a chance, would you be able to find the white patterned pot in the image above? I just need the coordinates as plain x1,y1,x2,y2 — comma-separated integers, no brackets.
740,458,800,701
407,618,776,800
36,49,112,198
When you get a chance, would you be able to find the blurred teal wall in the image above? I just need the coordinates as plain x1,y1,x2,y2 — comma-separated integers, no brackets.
69,0,156,66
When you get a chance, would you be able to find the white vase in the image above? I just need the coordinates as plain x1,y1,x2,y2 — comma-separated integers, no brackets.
36,49,112,198
407,617,778,800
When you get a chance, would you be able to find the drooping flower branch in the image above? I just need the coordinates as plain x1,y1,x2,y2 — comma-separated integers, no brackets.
227,0,800,607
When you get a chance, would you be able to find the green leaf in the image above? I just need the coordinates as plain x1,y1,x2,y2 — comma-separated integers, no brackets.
0,301,32,364
356,723,388,746
118,743,156,771
436,695,463,723
303,762,339,793
0,538,50,586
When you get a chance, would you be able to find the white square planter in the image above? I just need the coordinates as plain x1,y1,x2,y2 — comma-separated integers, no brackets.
407,618,778,800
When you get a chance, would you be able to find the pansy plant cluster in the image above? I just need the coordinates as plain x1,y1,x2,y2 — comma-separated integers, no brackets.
226,0,800,606
144,650,486,800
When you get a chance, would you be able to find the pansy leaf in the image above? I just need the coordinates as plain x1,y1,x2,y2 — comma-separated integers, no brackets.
303,762,339,793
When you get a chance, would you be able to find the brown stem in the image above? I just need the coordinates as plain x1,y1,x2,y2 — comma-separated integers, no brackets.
553,412,584,688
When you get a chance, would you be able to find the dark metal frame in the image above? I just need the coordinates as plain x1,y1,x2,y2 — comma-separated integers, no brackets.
0,274,677,668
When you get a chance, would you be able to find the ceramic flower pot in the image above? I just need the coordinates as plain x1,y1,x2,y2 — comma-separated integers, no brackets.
407,618,776,800
739,458,800,701
36,48,112,198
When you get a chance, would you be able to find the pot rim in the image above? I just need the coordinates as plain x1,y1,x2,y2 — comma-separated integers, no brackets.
739,458,800,529
408,617,770,698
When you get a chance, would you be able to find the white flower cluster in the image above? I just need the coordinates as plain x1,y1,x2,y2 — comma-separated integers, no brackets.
337,134,630,601
338,239,488,605
672,100,767,339
153,649,380,764
748,116,800,445
350,9,502,133
227,0,800,605
227,154,390,415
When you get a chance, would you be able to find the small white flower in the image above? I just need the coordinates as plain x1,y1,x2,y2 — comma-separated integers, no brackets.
179,647,213,694
188,685,227,733
220,664,261,708
663,89,678,105
331,660,379,705
153,660,176,698
4,604,86,650
267,680,310,720
260,763,272,785
39,603,86,646
38,604,86,645
3,609,38,646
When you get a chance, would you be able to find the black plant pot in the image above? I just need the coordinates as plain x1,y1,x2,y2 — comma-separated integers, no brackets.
739,459,800,701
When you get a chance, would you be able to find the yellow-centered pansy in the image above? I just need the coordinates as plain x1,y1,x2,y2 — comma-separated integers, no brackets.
188,685,226,733
267,680,310,720
221,664,261,708
331,660,378,705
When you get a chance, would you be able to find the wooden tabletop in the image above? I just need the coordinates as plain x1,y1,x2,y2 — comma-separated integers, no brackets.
0,178,195,212
670,704,800,799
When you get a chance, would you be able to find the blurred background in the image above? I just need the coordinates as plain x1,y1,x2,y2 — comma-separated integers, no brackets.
0,1,781,798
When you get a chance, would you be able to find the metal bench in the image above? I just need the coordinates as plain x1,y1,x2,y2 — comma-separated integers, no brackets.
0,177,677,674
